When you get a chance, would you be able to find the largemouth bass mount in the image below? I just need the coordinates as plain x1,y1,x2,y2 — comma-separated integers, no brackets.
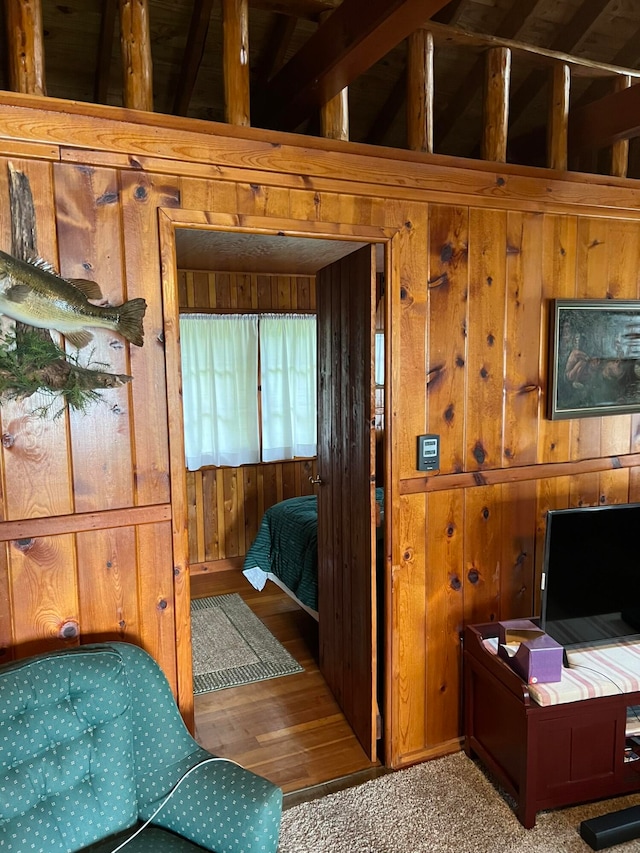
0,250,147,349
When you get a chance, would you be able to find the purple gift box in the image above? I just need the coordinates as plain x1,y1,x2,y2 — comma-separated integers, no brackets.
497,619,564,684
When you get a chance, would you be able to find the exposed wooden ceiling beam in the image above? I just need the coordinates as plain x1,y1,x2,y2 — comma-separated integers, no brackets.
95,0,117,103
249,0,339,19
507,0,611,130
254,12,298,84
573,21,640,111
569,81,640,153
256,0,453,131
173,0,215,116
435,0,539,149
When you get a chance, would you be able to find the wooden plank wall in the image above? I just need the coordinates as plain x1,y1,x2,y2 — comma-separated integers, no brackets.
0,157,180,703
393,206,640,764
3,97,640,769
178,269,318,573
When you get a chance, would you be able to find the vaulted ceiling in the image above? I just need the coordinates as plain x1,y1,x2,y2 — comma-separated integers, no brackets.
4,0,640,176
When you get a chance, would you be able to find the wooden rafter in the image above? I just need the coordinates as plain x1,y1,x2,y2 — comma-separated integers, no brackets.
569,81,640,153
173,0,215,116
249,0,339,16
573,21,640,111
255,0,452,131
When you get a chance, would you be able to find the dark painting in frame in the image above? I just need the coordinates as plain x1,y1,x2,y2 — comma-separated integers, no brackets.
548,299,640,420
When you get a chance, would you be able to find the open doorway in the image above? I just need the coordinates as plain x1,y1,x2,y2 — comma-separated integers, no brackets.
161,213,388,793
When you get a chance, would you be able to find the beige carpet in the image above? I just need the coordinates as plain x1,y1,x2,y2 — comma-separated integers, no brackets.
191,593,302,694
278,751,640,852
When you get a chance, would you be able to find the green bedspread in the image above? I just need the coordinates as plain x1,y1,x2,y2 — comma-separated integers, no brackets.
244,495,319,611
243,489,384,613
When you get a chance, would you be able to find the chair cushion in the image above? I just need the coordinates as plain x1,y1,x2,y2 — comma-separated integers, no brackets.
0,647,138,851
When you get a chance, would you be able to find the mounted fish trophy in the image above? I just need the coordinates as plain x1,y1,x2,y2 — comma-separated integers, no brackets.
0,162,147,412
0,250,146,351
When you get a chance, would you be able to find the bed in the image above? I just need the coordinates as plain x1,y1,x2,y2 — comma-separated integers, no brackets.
243,488,384,619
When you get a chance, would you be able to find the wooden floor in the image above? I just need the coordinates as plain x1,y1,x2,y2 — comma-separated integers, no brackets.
190,570,381,796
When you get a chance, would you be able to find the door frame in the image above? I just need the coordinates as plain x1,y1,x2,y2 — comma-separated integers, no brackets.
159,207,396,757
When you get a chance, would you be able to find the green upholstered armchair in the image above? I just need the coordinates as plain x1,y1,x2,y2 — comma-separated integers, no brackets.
0,642,282,852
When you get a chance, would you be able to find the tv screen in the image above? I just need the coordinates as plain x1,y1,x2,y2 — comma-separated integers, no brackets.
541,503,640,648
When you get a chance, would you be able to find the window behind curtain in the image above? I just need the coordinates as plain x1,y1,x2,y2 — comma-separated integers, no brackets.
179,313,317,470
375,332,384,386
260,314,317,462
180,314,260,470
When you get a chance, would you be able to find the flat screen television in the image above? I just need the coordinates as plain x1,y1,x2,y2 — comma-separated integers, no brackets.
541,503,640,649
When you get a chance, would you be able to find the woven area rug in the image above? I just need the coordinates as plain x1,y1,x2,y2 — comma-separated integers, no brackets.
278,751,640,852
191,593,303,694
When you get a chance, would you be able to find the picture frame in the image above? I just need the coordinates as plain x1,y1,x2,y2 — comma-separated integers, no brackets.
548,299,640,420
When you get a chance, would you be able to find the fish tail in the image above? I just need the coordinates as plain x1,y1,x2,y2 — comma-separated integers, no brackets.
116,298,147,346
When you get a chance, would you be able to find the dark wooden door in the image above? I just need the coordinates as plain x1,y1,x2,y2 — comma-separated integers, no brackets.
315,244,378,759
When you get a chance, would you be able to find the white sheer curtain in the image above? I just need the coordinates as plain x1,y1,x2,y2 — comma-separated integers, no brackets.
375,332,385,386
260,314,317,462
180,314,260,470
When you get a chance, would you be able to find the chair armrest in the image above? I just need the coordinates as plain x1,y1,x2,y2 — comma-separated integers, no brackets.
140,756,282,853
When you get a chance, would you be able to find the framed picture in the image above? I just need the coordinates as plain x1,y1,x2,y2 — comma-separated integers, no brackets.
548,299,640,420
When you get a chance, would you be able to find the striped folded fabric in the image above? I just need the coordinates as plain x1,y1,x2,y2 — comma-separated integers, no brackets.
482,637,640,706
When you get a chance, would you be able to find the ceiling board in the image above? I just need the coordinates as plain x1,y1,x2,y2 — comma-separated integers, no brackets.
175,228,375,274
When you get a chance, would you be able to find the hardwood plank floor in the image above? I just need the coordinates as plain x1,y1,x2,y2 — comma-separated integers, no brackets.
190,570,381,796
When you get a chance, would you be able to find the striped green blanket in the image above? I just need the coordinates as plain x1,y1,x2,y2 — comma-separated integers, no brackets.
244,495,319,610
243,489,384,612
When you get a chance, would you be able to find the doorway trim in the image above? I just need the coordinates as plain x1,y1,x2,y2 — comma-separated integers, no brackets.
159,207,396,746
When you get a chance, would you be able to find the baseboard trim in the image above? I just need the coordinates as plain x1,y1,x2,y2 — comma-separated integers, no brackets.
190,557,244,576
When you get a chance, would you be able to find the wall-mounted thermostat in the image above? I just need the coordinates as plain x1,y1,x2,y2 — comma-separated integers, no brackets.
417,434,440,472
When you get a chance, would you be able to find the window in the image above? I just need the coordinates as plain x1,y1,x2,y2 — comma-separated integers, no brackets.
375,332,384,386
180,313,317,470
260,315,317,462
180,314,260,470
